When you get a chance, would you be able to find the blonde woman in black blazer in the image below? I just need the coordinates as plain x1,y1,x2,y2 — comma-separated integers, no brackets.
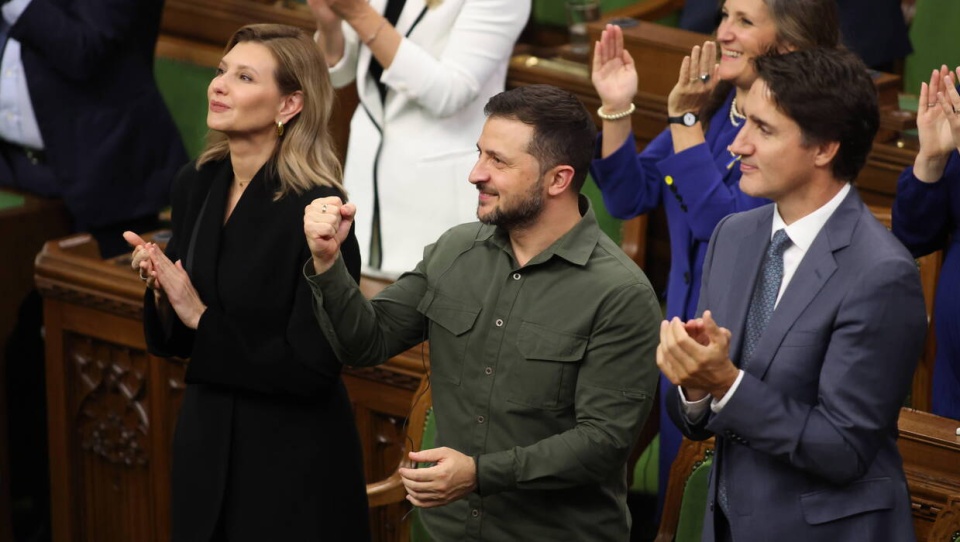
124,24,368,542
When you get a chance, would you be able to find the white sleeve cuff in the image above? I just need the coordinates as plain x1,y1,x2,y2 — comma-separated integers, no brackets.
679,386,712,424
710,370,745,414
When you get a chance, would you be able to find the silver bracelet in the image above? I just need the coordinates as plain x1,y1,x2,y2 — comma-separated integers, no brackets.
597,103,636,121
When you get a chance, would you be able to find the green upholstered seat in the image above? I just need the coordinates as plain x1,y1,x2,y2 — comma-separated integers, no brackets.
630,433,660,494
674,455,712,542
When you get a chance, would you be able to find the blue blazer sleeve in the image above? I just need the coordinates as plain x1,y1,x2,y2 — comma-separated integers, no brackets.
589,102,766,240
892,152,959,258
589,128,671,220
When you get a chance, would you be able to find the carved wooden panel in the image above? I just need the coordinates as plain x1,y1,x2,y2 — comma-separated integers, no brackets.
71,336,150,468
38,234,429,542
929,496,960,542
897,409,960,542
55,333,156,542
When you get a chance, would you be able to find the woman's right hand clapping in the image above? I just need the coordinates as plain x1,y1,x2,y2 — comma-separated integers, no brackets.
123,231,163,293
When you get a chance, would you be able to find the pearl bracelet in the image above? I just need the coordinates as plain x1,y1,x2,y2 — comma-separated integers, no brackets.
597,103,636,121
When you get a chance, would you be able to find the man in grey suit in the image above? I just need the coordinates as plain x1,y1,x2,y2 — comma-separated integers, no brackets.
659,48,927,542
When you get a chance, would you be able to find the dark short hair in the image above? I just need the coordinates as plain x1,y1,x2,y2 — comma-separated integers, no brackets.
483,85,597,193
754,48,878,182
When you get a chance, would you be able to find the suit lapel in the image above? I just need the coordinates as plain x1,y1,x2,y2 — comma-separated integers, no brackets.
726,210,773,366
746,188,861,380
188,160,232,312
357,0,388,124
395,0,428,37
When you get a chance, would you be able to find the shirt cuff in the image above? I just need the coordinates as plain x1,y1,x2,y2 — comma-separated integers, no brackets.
679,386,712,424
710,370,744,414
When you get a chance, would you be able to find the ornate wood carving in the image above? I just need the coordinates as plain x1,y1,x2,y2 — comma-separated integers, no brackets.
929,496,960,542
70,334,149,468
897,409,960,542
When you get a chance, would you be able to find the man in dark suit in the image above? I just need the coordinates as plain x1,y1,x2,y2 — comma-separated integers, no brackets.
659,48,926,541
0,1,185,538
0,0,185,257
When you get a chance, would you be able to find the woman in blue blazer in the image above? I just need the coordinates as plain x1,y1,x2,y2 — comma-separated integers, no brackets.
893,65,960,421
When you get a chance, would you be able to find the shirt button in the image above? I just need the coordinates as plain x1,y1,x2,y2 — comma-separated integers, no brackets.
484,367,493,375
477,415,485,424
471,509,480,518
512,273,521,280
495,319,503,327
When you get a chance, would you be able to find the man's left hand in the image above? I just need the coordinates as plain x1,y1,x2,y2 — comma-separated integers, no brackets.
657,310,739,401
399,447,477,508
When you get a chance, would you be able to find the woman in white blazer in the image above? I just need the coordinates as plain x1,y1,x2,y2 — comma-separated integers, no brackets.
310,0,531,275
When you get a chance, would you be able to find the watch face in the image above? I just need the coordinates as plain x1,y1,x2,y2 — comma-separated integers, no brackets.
683,112,697,126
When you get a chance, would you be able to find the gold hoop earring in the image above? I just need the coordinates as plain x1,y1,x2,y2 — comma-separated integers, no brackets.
276,120,284,138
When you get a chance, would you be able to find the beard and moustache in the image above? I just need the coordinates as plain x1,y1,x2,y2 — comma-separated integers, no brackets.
476,177,545,232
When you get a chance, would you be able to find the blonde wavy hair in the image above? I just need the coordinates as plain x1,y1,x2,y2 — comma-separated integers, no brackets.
197,23,344,198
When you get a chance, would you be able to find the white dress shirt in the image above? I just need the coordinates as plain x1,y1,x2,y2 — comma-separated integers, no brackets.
0,0,44,150
682,183,852,420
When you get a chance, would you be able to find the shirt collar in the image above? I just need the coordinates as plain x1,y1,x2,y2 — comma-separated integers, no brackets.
484,195,600,267
772,182,850,251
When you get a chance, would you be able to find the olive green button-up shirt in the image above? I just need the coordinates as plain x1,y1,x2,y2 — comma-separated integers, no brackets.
306,198,661,541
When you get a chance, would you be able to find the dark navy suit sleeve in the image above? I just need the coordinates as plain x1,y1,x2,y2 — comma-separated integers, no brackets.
892,152,958,258
9,0,157,82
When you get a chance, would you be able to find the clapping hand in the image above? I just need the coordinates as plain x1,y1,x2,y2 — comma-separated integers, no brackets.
914,66,960,182
657,311,737,402
667,41,719,117
592,24,638,116
936,67,960,152
147,246,206,330
123,231,162,292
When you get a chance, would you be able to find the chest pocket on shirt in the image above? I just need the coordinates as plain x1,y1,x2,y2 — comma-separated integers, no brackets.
418,289,480,385
509,321,588,409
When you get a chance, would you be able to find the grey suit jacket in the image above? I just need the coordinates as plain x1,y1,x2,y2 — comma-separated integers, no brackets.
668,187,926,541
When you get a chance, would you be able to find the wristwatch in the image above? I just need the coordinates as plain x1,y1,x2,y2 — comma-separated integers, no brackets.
667,112,699,127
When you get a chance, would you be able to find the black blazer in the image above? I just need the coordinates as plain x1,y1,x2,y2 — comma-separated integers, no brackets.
5,0,186,229
144,158,370,542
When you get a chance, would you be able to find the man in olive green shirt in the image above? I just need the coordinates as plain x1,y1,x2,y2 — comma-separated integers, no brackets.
303,85,661,541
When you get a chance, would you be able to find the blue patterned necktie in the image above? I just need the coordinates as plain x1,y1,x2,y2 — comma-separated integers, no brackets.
718,230,791,516
741,229,792,370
